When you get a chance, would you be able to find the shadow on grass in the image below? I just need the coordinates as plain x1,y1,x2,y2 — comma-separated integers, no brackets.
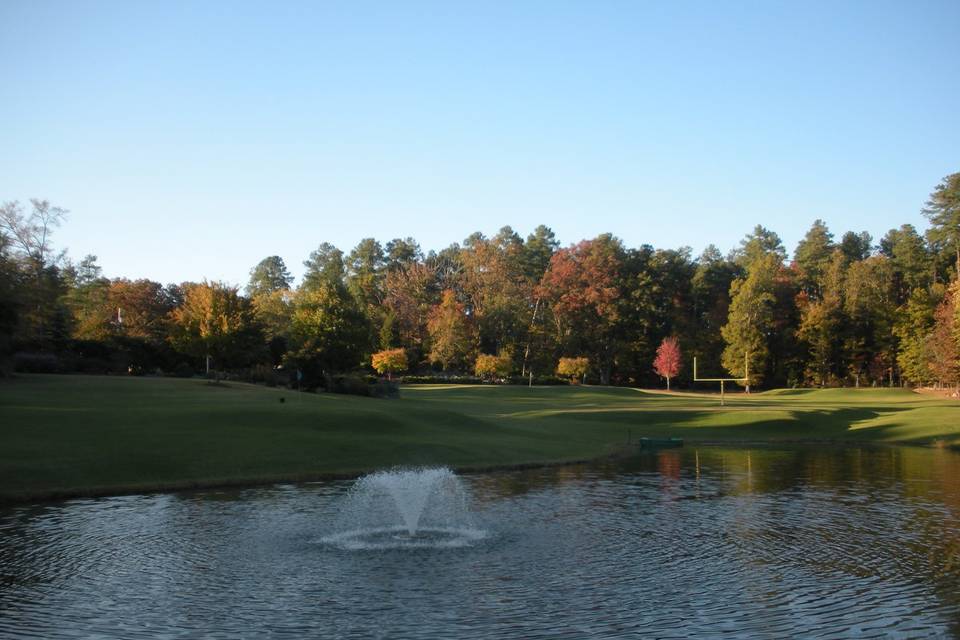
763,389,818,396
526,404,954,444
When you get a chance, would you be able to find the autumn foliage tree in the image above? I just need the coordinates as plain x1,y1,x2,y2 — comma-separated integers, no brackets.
538,236,622,384
653,336,681,390
371,348,408,380
475,351,512,380
459,230,532,365
557,356,589,384
427,290,476,370
721,253,779,391
926,282,959,390
169,281,263,370
383,262,437,359
10,171,960,391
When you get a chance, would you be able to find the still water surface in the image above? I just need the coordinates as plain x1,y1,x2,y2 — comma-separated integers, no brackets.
2,446,960,638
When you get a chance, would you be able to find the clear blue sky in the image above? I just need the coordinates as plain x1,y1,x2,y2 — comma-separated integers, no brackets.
2,0,958,286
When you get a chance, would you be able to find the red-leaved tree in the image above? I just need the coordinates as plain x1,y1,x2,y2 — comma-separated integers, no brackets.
537,236,622,384
654,336,682,390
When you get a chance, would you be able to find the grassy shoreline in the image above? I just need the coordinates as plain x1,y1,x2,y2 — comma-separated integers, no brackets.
1,374,958,504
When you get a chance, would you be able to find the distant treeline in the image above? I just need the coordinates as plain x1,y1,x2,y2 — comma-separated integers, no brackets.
1,172,958,390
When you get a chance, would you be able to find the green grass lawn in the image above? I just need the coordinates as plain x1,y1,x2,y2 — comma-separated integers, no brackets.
1,374,958,502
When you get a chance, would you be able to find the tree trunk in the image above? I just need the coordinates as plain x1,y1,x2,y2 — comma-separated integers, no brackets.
666,377,671,391
521,297,541,378
600,364,611,385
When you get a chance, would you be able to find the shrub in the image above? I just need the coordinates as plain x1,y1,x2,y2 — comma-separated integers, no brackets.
507,374,568,386
13,352,62,373
172,362,195,378
324,374,400,399
327,374,368,396
370,379,400,398
246,364,281,387
75,356,111,374
401,373,566,386
401,375,484,385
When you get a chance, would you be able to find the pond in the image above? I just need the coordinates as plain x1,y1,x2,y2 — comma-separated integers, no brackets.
2,446,959,638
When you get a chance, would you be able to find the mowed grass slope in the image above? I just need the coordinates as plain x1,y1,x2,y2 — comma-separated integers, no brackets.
1,374,957,501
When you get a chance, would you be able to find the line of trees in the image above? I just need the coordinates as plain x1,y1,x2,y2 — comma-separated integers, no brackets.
1,172,958,391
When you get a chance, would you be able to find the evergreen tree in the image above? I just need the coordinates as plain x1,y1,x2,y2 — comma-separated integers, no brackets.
64,255,110,341
797,250,845,385
302,243,345,291
385,237,422,272
346,239,385,305
245,256,292,298
735,225,787,271
520,225,559,282
843,256,896,386
880,225,931,303
345,238,387,356
923,172,960,278
251,289,293,365
458,232,531,363
794,219,835,299
613,245,657,385
690,246,741,377
839,231,873,264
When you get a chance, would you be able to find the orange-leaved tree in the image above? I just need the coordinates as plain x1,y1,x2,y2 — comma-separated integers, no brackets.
427,290,476,371
371,348,408,380
537,236,622,384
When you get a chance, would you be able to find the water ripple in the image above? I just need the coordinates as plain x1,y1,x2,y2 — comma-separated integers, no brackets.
2,447,960,638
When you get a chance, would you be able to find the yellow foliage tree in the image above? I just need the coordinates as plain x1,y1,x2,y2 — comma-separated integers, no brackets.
474,351,511,381
371,348,408,380
557,356,589,384
169,281,261,370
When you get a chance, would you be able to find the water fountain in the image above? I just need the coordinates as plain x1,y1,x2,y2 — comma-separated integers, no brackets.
320,467,487,550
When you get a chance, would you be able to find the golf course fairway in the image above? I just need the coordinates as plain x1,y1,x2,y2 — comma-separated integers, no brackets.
1,374,957,503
